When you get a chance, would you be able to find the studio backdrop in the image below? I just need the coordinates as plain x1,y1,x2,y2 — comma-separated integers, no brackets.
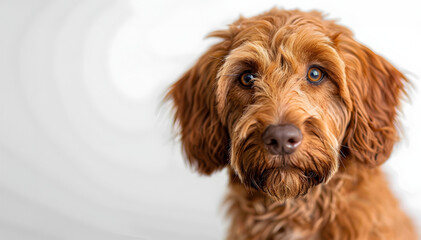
0,0,420,239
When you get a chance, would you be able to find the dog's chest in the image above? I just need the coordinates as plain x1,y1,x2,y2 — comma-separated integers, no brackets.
226,186,337,240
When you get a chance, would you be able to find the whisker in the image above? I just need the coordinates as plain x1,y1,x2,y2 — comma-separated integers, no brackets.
339,144,356,151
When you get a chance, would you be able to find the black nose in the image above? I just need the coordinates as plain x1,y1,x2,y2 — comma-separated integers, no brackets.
262,124,302,155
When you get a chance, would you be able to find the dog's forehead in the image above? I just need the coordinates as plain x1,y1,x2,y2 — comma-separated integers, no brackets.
230,17,336,69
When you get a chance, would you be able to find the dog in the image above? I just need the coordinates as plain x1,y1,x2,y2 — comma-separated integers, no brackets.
166,8,417,239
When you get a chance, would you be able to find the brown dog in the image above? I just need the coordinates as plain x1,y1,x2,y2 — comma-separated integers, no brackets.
167,8,417,239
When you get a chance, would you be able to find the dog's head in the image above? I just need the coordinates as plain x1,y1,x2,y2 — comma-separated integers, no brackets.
167,9,406,201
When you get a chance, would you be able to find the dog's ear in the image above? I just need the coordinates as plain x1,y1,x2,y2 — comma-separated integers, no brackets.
338,36,406,167
166,34,232,175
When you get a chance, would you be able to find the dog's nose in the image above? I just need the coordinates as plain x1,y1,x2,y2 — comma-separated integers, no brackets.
262,124,302,155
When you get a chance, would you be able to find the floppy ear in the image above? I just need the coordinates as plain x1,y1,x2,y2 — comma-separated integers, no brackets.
338,36,407,167
166,35,231,175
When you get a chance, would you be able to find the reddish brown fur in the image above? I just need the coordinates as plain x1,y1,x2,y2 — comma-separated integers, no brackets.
166,9,417,239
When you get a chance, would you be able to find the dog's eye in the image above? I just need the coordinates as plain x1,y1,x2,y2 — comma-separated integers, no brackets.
307,67,324,84
239,72,256,87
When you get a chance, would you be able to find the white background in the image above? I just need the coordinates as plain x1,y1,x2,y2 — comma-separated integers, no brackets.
0,0,420,239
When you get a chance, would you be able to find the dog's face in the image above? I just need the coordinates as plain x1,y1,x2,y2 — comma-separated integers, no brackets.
216,18,352,199
167,9,405,201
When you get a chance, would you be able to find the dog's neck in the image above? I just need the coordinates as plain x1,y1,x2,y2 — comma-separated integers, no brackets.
225,161,392,239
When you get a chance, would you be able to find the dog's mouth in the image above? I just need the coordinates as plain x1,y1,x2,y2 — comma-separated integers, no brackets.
230,136,338,201
246,165,325,199
231,138,337,200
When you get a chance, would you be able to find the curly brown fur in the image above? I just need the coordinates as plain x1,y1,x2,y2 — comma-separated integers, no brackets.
166,8,417,239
